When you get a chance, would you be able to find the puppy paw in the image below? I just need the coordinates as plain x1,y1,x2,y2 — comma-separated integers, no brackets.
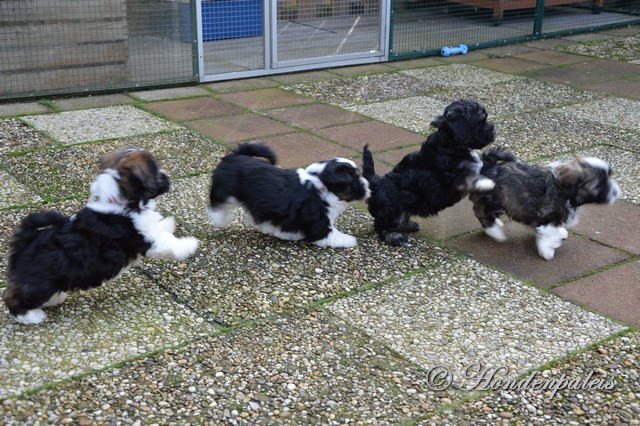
314,232,357,248
484,222,507,242
559,227,569,240
14,309,47,325
537,246,556,261
174,236,200,260
382,231,409,247
159,216,176,233
403,221,421,233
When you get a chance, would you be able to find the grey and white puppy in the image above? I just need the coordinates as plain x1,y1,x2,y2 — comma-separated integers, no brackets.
470,148,620,260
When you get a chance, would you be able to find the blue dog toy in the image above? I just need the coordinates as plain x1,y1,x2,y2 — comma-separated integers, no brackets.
441,44,468,57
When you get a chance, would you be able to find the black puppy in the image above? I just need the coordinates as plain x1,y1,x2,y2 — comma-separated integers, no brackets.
470,147,620,260
3,147,199,324
362,100,496,245
208,143,370,248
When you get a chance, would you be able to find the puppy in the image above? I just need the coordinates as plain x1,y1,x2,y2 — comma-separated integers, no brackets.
470,147,620,260
2,147,199,324
362,100,496,246
208,143,370,248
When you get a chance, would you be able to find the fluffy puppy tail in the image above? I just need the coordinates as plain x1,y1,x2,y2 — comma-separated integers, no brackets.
481,147,518,168
11,211,69,247
362,144,381,191
18,211,68,232
230,143,277,165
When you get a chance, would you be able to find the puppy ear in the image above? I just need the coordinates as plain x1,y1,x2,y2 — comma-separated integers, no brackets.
99,146,138,171
320,163,355,187
430,104,465,129
552,161,582,189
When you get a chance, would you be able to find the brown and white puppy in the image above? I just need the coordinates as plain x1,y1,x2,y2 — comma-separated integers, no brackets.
470,148,620,260
3,147,199,324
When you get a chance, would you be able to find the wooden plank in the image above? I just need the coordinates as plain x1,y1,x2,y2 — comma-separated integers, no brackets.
0,42,128,72
0,0,126,22
0,21,128,48
1,64,129,95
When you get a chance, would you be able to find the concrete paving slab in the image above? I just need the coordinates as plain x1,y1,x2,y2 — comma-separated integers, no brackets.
327,258,624,380
265,103,369,130
414,198,482,241
558,33,640,63
186,113,295,144
205,77,281,93
51,94,135,111
20,106,182,144
0,270,218,397
145,97,244,121
252,133,359,168
572,201,640,256
0,102,51,117
580,78,640,100
513,49,595,65
327,63,397,76
128,86,212,101
443,222,629,288
470,57,549,74
218,88,314,111
314,121,425,152
553,261,640,328
0,310,457,424
402,63,519,89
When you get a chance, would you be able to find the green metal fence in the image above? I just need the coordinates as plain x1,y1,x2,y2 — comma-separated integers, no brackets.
390,0,640,59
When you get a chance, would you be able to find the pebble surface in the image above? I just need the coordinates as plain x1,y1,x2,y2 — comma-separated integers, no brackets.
1,36,639,425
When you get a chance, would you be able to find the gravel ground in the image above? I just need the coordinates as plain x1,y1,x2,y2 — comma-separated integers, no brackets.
142,195,449,326
1,130,226,199
0,170,42,209
400,64,520,89
346,96,450,135
0,270,217,397
0,309,458,425
20,105,182,144
558,33,640,63
0,118,56,154
421,332,640,425
556,97,640,134
286,72,431,107
327,258,624,381
426,79,604,119
0,41,638,425
492,110,635,161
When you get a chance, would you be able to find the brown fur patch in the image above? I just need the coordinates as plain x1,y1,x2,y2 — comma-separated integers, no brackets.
99,147,163,201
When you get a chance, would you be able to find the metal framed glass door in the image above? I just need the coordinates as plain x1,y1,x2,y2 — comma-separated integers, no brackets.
198,0,387,81
272,0,386,68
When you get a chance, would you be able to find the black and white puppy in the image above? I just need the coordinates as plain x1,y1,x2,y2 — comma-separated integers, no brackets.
470,147,620,260
362,100,496,246
2,147,199,324
208,143,370,248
